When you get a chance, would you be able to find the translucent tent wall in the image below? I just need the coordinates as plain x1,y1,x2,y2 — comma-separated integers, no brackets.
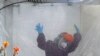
0,3,81,56
12,3,81,56
1,2,100,56
0,1,13,56
80,5,100,56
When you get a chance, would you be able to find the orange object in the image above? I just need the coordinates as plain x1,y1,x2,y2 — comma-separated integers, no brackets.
13,47,20,53
62,32,74,43
3,41,9,48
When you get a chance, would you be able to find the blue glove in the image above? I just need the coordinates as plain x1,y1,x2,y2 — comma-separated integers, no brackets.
74,24,80,33
35,23,43,33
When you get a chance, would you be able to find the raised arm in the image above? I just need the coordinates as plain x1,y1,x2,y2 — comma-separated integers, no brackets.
74,24,80,33
36,23,46,50
68,24,81,53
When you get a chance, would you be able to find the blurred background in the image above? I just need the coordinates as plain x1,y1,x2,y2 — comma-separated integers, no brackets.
0,0,100,56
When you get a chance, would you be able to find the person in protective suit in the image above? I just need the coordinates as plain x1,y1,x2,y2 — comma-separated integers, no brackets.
35,23,81,56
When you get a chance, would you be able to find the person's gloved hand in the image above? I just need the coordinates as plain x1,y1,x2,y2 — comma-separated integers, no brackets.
35,23,43,33
74,24,80,33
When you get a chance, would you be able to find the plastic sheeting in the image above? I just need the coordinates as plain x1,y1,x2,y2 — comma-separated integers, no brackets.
69,5,100,56
12,3,80,56
1,3,100,56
